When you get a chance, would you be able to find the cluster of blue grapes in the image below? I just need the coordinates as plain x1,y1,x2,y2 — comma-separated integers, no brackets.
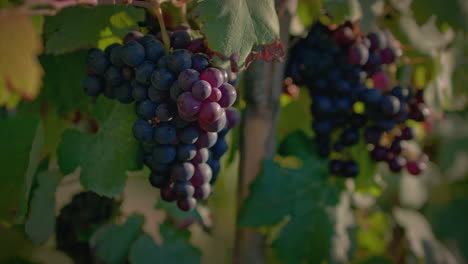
286,22,428,177
83,28,240,211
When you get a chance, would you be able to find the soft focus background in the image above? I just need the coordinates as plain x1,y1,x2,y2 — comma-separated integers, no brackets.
1,0,467,264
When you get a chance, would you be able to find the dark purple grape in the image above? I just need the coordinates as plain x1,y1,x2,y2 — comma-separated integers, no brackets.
342,160,359,178
191,54,210,73
121,41,145,67
178,69,200,91
341,129,359,146
194,184,211,200
149,171,169,188
173,181,195,198
161,185,176,202
329,160,344,175
400,126,414,140
176,144,197,161
167,49,192,74
136,100,157,120
177,197,196,211
115,82,134,104
381,95,400,116
388,156,406,172
371,145,388,161
83,75,104,96
87,48,109,75
135,61,156,85
151,68,176,91
171,30,192,49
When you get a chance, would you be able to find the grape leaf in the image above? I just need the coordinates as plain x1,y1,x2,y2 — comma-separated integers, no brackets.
43,6,144,54
323,0,361,24
0,114,43,223
57,97,143,197
196,0,280,69
39,51,92,114
128,222,201,264
91,214,144,264
0,10,43,107
238,157,340,263
411,0,468,31
25,169,61,244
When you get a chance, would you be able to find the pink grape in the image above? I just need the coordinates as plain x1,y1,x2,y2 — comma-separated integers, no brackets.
199,109,226,132
218,83,237,107
190,163,212,187
225,107,240,129
199,102,222,123
200,67,223,89
194,184,212,200
215,67,229,83
208,88,222,102
161,184,176,202
192,80,212,101
372,72,391,92
177,91,202,118
347,43,369,65
191,148,209,164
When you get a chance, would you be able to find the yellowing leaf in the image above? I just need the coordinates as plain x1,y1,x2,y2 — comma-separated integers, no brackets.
0,10,43,105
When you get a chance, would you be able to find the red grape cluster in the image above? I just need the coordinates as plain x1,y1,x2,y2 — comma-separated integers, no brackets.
83,27,240,211
286,22,429,177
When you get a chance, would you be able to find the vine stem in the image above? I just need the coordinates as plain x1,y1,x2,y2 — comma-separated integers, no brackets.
152,0,171,54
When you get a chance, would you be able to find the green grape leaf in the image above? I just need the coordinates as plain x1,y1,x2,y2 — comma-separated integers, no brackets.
25,169,61,244
323,0,361,24
426,178,468,260
44,6,144,54
358,0,385,32
278,89,313,142
57,97,143,197
238,156,340,263
129,222,201,264
196,0,280,69
278,131,315,160
411,0,468,31
0,114,43,223
39,51,92,114
0,10,43,108
90,214,144,264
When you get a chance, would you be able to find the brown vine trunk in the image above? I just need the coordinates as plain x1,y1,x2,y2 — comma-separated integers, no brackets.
233,2,295,263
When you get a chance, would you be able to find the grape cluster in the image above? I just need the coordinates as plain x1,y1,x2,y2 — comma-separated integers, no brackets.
83,27,240,211
286,22,428,177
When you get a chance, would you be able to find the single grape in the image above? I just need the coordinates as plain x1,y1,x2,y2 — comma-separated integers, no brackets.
361,88,383,106
333,79,351,94
207,88,222,102
199,109,227,132
121,41,145,67
161,184,177,202
388,156,406,172
376,119,396,131
190,163,212,187
147,159,170,173
171,30,192,49
135,61,156,85
208,159,220,184
312,120,332,135
177,197,196,211
199,102,223,123
406,161,424,175
372,72,391,92
87,48,109,75
155,103,175,122
191,54,210,73
333,26,354,45
132,120,154,142
312,96,333,115
104,66,123,87
152,145,176,164
347,43,369,65
153,123,177,144
400,126,414,140
390,140,404,154
200,68,223,89
178,69,200,91
329,160,344,175
171,162,195,182
105,43,120,57
194,184,212,200
370,145,388,161
218,83,237,107
368,31,387,50
191,148,209,164
83,75,104,96
333,141,344,152
215,67,229,83
136,99,157,120
380,47,396,64
177,144,197,161
151,68,176,91
167,49,192,74
177,91,202,118
335,96,352,113
211,137,228,159
192,80,212,101
225,107,240,129
196,132,218,149
115,82,134,104
149,171,169,188
143,39,165,62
